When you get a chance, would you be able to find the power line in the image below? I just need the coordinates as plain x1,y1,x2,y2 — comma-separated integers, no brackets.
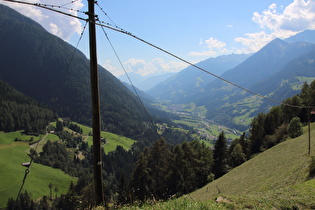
95,1,118,27
59,0,80,8
25,2,87,14
63,20,88,76
98,22,161,140
2,0,314,110
14,135,42,208
2,0,88,21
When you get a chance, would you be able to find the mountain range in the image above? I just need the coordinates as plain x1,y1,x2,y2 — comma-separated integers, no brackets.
119,72,176,91
2,2,315,137
147,30,315,130
0,4,156,138
147,53,251,101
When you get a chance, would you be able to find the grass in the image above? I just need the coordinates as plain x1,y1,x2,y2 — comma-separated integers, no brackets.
0,141,76,209
233,109,257,126
0,131,42,144
119,198,226,210
0,131,61,154
135,124,315,209
72,122,92,136
52,121,136,154
87,131,136,154
186,124,315,208
225,179,315,209
32,133,61,153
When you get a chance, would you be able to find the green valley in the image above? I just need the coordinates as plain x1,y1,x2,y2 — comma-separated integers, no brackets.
0,137,76,209
153,102,241,146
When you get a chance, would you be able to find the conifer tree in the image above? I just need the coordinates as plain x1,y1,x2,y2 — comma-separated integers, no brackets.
213,131,228,178
129,148,151,201
250,113,266,154
147,138,173,199
230,144,246,167
287,116,303,138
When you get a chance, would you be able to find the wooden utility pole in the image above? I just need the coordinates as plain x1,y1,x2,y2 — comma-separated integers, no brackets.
88,0,104,205
308,109,311,155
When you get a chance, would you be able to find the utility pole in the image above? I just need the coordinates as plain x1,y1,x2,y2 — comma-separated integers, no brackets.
308,109,311,155
88,0,104,205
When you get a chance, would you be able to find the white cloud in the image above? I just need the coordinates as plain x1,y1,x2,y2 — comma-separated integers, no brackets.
1,0,84,40
102,59,118,74
190,37,227,57
49,23,62,37
205,37,226,49
236,0,315,53
234,31,278,53
112,58,188,76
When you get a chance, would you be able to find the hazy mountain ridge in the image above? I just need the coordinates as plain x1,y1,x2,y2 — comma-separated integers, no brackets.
146,29,315,131
147,53,251,102
285,29,315,44
196,37,315,129
119,72,176,91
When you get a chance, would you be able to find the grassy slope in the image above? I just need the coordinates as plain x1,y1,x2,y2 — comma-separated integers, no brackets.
0,141,76,209
73,122,136,154
86,131,136,154
135,125,315,209
51,121,136,154
186,125,315,208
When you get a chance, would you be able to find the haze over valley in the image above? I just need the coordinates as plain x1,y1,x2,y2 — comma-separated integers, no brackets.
1,1,315,208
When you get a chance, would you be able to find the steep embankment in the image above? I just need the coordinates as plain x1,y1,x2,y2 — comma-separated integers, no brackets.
189,126,315,208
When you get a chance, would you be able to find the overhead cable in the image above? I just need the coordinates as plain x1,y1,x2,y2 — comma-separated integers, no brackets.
14,135,41,208
2,0,314,109
98,22,161,140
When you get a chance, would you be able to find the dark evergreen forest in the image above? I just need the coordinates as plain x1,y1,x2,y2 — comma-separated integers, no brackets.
6,80,315,209
2,3,315,209
0,79,56,134
0,4,168,140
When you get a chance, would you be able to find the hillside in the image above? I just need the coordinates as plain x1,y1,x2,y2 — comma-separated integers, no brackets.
285,30,315,44
147,53,250,102
193,39,315,130
188,126,315,208
146,35,315,132
0,5,154,139
0,134,76,209
0,79,56,133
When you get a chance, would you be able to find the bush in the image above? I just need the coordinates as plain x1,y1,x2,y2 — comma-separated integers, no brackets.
287,117,303,138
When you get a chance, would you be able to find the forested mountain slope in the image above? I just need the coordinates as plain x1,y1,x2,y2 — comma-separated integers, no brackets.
0,5,153,138
0,79,56,133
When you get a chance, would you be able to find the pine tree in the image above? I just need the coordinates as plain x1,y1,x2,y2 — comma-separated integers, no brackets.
129,148,151,201
230,144,246,167
147,138,173,200
250,113,266,154
213,131,228,178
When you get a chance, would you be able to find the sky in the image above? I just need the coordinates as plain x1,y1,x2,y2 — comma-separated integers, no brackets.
1,0,315,77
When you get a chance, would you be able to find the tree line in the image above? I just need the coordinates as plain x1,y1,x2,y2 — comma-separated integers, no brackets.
0,79,56,134
6,80,315,209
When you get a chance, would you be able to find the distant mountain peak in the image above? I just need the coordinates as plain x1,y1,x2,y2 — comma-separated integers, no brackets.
285,30,315,44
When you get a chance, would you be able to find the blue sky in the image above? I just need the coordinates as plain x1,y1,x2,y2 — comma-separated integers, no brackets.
2,0,315,76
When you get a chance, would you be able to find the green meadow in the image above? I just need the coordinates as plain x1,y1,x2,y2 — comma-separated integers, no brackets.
52,121,136,154
87,131,136,154
0,140,76,209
